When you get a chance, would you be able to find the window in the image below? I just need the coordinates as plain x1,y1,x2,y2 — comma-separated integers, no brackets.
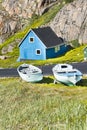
55,45,60,53
36,49,41,55
29,37,34,43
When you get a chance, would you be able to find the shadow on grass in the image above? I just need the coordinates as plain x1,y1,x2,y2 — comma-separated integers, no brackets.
38,77,87,86
30,75,87,86
76,79,87,87
38,77,54,84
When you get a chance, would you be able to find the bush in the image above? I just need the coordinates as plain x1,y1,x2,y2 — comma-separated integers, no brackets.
65,0,74,3
70,39,80,48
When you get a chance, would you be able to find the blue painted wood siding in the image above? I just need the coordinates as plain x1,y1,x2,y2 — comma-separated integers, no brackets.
46,44,68,59
19,30,46,60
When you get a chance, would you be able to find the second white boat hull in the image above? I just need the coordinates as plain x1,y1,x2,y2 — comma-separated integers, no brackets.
52,64,83,86
53,72,82,86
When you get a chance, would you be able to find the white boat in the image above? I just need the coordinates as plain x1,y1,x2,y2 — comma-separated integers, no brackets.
52,64,83,86
17,63,43,82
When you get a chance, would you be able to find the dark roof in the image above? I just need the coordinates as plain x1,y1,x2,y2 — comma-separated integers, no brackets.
32,27,64,47
19,27,64,47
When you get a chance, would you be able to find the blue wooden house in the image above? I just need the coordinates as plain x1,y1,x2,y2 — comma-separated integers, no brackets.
17,27,69,61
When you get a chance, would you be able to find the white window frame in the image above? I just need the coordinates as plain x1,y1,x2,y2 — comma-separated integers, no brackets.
36,49,41,55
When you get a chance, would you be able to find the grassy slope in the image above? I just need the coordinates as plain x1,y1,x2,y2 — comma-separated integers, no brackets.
0,77,87,130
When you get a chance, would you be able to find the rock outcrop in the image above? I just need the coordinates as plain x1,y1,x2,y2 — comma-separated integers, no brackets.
0,10,21,43
50,0,87,44
0,0,87,46
0,0,57,44
2,0,57,18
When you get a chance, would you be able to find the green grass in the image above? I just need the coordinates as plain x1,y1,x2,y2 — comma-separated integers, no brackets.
0,44,86,68
0,76,87,130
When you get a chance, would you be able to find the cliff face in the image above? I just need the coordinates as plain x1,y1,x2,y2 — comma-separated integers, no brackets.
0,0,87,45
2,0,58,18
0,0,57,43
50,0,87,44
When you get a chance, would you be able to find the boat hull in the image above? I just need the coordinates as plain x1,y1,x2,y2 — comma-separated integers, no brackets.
18,71,43,82
53,72,82,86
17,64,43,82
52,64,83,86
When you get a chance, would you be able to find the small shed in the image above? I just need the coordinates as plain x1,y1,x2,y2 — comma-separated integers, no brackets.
83,46,87,60
17,27,69,61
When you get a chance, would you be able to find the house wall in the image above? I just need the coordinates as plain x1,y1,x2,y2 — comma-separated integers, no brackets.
19,30,46,61
46,44,68,59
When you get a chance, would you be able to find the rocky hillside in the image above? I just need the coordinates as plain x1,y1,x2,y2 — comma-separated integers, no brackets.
50,0,87,44
0,0,87,46
0,0,58,44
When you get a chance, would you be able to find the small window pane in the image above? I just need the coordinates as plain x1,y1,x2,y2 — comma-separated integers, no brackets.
37,50,40,54
30,37,34,42
55,45,60,52
36,49,41,55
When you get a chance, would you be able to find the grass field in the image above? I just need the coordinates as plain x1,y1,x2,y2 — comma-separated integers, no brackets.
0,76,87,130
